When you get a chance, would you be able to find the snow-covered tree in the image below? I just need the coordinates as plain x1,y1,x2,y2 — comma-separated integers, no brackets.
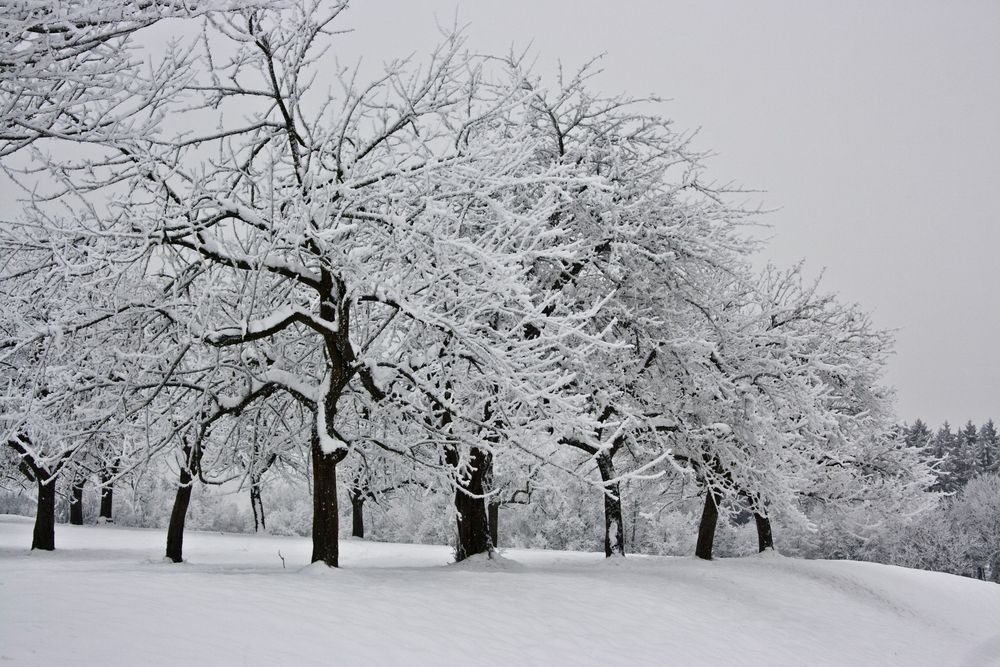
1,0,944,572
7,3,618,565
660,265,935,559
495,57,757,557
904,419,933,451
975,420,999,476
0,251,155,549
0,0,278,155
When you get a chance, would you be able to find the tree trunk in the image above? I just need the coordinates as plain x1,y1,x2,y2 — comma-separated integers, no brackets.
248,448,278,533
696,487,720,560
311,434,341,566
98,459,118,523
596,451,626,557
450,446,493,561
488,501,499,548
250,476,265,533
165,464,194,563
7,437,58,551
69,478,85,526
32,476,57,551
754,512,774,552
166,445,199,563
309,306,353,567
349,485,365,539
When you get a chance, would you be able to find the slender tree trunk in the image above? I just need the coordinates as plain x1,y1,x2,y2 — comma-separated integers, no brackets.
484,453,500,548
450,446,493,561
250,475,265,533
311,434,341,566
69,478,85,526
248,439,277,533
754,512,774,552
696,487,721,560
166,445,198,563
488,501,499,548
98,459,118,523
349,485,365,539
596,451,625,557
33,476,57,551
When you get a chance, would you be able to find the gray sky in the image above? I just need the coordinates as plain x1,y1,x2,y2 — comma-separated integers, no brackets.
338,0,1000,426
4,1,996,427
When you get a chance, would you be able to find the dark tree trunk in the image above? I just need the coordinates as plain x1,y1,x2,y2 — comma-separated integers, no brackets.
596,452,625,557
250,476,265,533
165,477,193,563
311,434,341,566
485,451,500,548
488,501,499,548
69,478,85,526
7,436,59,550
309,281,355,567
165,445,198,563
33,477,57,551
449,446,493,561
349,487,365,539
754,512,774,552
696,487,721,560
98,459,118,523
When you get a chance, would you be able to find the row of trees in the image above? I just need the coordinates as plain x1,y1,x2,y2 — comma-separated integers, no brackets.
902,419,999,492
868,471,1000,582
1,1,933,567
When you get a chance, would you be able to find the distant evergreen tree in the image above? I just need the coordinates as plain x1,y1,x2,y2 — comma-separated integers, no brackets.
907,417,1000,490
904,420,933,450
932,422,959,492
976,420,999,475
955,421,980,486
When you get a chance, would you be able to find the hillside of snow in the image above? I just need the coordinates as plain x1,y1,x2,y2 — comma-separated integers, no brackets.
1,515,998,666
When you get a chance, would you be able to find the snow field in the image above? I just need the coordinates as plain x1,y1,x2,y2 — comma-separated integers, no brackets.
1,515,998,666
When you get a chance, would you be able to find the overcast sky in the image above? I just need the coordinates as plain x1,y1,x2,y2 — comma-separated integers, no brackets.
333,0,1000,427
5,1,996,427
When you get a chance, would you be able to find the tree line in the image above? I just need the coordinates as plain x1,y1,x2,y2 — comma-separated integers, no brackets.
1,1,935,569
902,419,999,492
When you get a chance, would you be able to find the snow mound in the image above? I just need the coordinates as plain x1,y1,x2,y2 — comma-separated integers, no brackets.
449,550,525,571
748,547,786,560
299,560,343,576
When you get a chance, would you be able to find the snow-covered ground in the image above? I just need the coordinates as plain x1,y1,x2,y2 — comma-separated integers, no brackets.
1,515,998,666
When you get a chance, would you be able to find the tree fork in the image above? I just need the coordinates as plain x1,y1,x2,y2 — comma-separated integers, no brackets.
8,437,61,550
308,274,353,567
